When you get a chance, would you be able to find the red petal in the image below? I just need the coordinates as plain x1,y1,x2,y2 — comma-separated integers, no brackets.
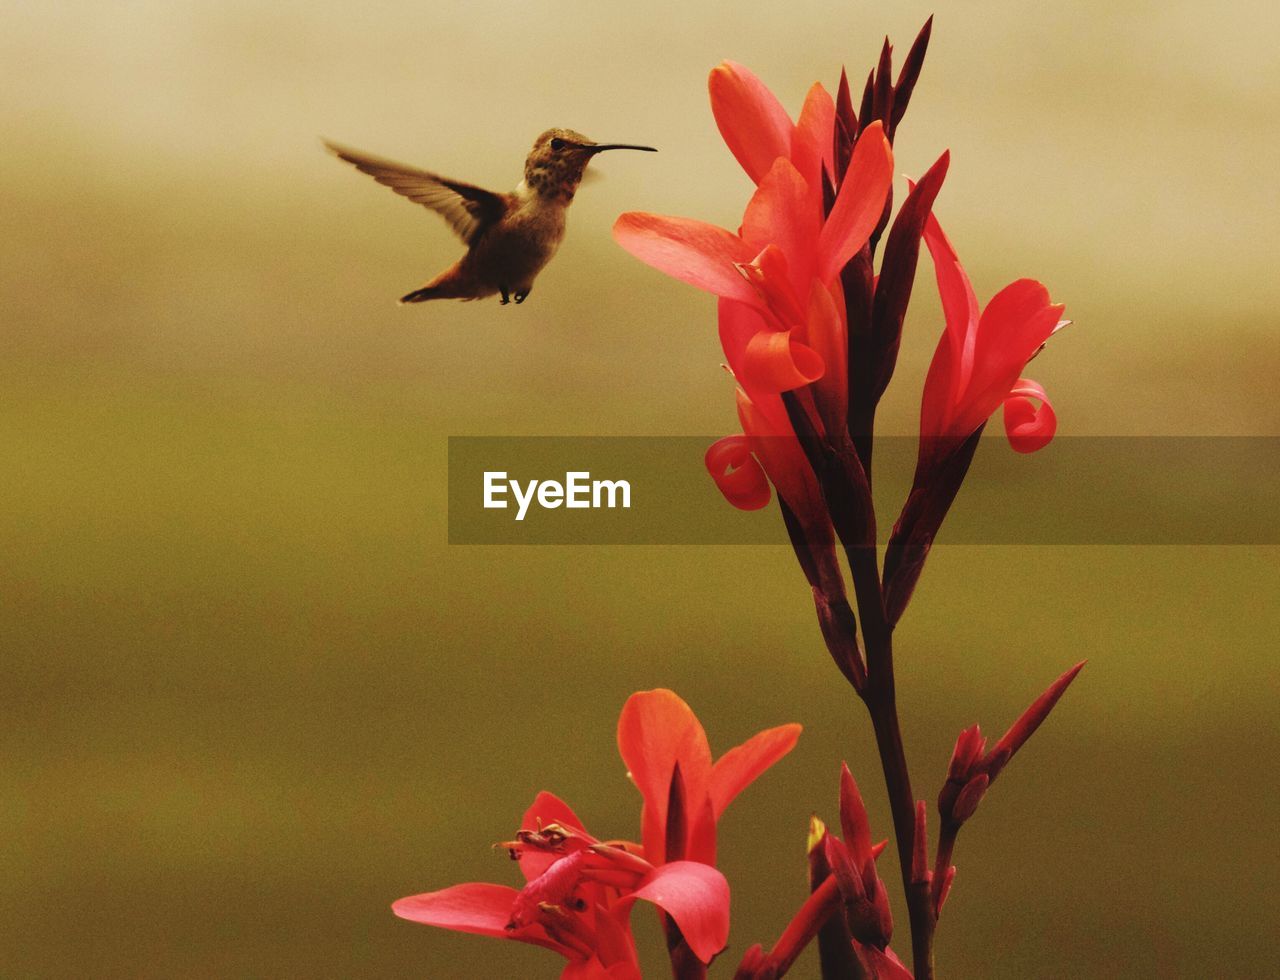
708,61,795,184
742,328,825,393
791,82,837,195
974,280,1062,377
955,281,1063,435
392,883,569,955
741,160,820,284
612,212,757,303
817,121,894,282
615,862,731,964
737,243,807,327
805,281,848,436
705,435,771,511
585,905,641,978
921,209,980,422
616,690,713,865
708,723,802,818
1003,378,1057,453
718,297,767,386
521,790,588,833
736,388,828,533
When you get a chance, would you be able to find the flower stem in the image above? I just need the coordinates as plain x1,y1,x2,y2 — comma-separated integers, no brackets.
865,692,936,980
663,915,706,980
844,547,937,979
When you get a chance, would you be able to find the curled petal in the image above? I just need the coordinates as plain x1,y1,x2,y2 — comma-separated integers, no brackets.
742,328,825,393
736,388,827,532
705,435,771,511
392,883,569,955
615,862,731,964
708,61,795,184
708,723,802,818
1003,378,1057,453
817,121,894,282
613,213,757,303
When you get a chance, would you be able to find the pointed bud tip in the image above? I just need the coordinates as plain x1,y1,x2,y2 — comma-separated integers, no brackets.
936,864,956,914
807,814,827,855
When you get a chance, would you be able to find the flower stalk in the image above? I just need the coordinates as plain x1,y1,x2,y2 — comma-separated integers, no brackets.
400,17,1085,980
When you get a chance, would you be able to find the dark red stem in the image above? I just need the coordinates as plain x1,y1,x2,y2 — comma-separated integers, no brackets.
844,548,937,979
865,686,936,979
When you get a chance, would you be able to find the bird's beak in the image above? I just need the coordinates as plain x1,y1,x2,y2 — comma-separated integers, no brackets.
583,142,658,154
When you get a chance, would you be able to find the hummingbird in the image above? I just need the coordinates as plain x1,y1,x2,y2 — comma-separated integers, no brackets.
323,129,656,305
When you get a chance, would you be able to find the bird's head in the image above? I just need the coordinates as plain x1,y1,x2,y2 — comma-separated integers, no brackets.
523,128,656,202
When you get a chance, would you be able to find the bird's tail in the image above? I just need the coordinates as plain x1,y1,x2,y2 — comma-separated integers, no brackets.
399,264,470,304
399,285,440,303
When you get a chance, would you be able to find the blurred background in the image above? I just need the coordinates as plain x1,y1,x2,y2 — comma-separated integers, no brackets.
2,0,1277,976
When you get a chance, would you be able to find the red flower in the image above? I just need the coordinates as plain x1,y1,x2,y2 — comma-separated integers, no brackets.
917,210,1067,469
617,688,802,867
392,690,800,977
613,62,894,525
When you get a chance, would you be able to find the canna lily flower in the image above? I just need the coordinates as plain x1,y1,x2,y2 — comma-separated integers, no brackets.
393,790,723,979
617,688,803,868
882,211,1069,626
917,210,1067,472
614,62,894,524
393,690,801,978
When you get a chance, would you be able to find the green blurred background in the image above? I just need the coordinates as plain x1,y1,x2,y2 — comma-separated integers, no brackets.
3,1,1277,976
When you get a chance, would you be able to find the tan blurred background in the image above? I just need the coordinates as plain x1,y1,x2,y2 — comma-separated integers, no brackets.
2,0,1277,976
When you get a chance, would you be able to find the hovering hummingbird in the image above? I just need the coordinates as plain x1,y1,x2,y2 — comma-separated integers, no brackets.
324,129,656,305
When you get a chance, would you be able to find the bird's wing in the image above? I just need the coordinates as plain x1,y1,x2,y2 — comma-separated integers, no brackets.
323,140,508,244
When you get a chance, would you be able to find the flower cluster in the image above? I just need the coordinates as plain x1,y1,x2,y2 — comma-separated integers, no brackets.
614,22,1068,634
392,690,800,979
606,20,1082,979
397,20,1085,980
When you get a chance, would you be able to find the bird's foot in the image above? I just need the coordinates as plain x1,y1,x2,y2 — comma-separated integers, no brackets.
514,289,530,304
500,287,511,305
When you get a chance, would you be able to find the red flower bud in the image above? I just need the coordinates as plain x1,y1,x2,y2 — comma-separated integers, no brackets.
951,773,990,824
984,661,1086,782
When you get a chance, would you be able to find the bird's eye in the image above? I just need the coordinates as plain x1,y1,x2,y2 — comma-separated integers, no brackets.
549,137,566,151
